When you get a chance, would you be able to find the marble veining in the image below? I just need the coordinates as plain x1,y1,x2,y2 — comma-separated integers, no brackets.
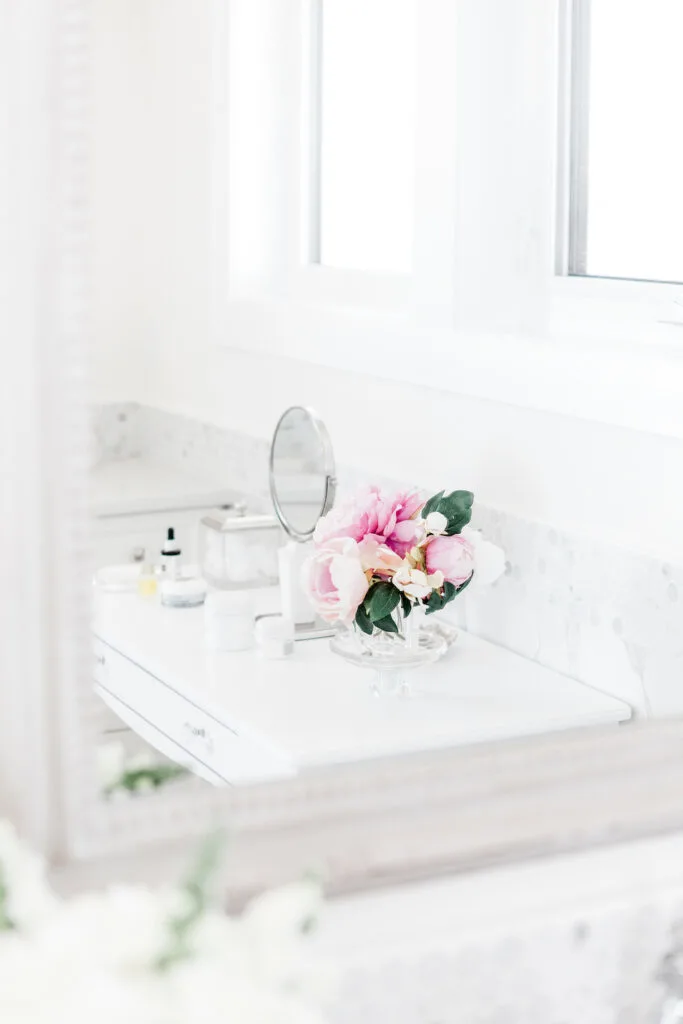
90,401,143,465
321,881,683,1024
92,403,683,717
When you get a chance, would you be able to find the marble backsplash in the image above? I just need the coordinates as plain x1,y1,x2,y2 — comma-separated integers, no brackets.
92,402,683,718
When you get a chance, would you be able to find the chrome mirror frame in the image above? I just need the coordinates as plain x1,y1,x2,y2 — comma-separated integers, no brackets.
268,405,337,542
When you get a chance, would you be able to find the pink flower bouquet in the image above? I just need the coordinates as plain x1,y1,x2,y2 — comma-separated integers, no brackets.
303,487,505,636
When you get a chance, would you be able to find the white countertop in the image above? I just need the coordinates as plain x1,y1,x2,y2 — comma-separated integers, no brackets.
91,458,239,517
93,590,632,776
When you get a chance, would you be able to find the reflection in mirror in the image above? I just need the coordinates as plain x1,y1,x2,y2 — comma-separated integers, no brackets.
83,0,658,822
269,406,335,540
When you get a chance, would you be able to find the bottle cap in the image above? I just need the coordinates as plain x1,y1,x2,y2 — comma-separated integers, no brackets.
161,527,181,556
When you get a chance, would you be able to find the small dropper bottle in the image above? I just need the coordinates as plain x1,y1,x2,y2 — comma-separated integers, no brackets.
161,527,181,580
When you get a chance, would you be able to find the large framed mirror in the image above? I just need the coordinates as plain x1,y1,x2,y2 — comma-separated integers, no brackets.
4,0,683,912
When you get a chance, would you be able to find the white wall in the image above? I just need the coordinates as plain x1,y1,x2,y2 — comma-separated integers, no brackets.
90,0,153,400
91,0,683,564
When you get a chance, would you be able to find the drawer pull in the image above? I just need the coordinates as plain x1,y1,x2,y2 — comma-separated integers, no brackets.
183,721,215,755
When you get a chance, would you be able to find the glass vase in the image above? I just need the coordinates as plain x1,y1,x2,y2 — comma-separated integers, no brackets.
329,604,453,697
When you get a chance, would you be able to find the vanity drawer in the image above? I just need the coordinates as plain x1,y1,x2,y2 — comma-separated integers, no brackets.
92,637,295,785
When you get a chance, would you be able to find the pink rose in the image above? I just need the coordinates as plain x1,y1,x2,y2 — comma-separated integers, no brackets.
424,534,475,586
302,538,369,626
357,535,404,576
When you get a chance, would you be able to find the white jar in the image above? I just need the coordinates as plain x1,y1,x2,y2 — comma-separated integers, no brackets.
160,575,207,608
254,614,295,660
204,591,255,652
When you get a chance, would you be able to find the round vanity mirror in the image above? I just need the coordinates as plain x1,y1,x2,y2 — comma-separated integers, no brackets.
269,407,336,542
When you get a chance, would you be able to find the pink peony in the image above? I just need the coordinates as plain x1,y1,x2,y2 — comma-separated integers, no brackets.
424,533,475,587
301,537,369,626
314,487,424,558
313,489,382,546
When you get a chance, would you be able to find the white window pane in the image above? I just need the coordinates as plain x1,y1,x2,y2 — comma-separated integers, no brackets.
580,0,683,283
318,0,416,274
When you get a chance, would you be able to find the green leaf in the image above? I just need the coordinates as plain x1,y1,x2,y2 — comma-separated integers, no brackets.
442,581,457,604
422,490,445,518
424,490,475,536
367,581,401,623
436,490,474,536
400,592,413,618
0,867,14,933
424,590,445,616
104,763,189,797
373,614,399,634
448,489,474,508
156,831,226,972
445,510,472,535
355,604,374,635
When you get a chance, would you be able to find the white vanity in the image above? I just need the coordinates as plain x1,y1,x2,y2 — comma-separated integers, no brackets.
93,587,631,786
90,425,633,789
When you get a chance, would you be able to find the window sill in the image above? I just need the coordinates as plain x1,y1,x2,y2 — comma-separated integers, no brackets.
221,297,683,441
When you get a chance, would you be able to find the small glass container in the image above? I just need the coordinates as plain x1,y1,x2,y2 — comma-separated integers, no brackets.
137,563,158,598
198,510,283,590
254,614,295,659
204,591,255,652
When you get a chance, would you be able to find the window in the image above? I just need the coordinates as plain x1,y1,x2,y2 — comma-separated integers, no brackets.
216,0,683,433
315,0,417,274
569,0,683,285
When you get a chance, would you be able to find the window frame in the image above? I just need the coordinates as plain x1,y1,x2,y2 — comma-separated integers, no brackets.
211,0,683,443
562,0,683,291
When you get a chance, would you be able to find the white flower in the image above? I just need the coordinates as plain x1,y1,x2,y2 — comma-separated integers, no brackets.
0,820,335,1024
427,569,445,590
424,511,448,535
36,886,178,972
461,527,506,586
393,566,433,600
0,822,57,933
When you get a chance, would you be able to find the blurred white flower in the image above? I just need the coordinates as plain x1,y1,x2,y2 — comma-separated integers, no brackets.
0,822,56,933
0,820,333,1024
461,526,506,587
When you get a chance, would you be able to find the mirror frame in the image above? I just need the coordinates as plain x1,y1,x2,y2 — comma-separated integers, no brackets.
269,405,337,541
7,0,683,906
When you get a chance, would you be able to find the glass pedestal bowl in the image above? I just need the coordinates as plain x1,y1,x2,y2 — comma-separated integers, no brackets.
329,615,456,697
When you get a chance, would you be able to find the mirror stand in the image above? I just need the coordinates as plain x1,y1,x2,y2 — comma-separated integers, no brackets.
279,539,336,641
